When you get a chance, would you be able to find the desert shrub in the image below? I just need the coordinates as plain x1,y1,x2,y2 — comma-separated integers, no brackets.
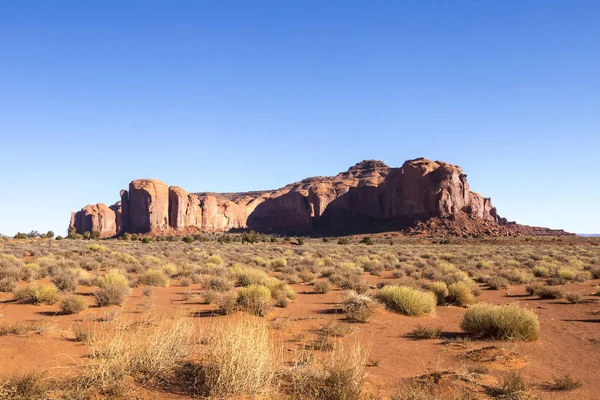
408,324,441,339
298,269,316,283
548,374,582,391
487,276,509,290
201,317,274,397
573,271,592,282
271,258,287,270
285,342,368,400
0,277,16,293
13,283,58,305
87,244,107,252
425,281,448,304
447,282,475,306
532,266,550,277
95,270,130,306
461,303,539,341
207,255,222,265
491,372,530,399
337,238,350,245
314,280,331,294
182,236,194,243
140,268,170,287
203,275,234,292
60,295,87,314
238,284,272,317
558,268,575,281
233,266,268,287
378,285,436,316
565,292,585,304
264,277,296,300
50,269,78,292
215,293,236,315
343,291,378,322
535,285,565,299
0,372,48,400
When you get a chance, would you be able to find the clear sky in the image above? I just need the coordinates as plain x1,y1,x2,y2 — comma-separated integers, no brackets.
1,1,598,235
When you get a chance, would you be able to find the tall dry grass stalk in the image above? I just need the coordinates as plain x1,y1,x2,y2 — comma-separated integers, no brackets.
202,315,276,397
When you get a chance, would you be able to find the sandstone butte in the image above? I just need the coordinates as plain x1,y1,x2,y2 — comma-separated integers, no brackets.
69,158,571,238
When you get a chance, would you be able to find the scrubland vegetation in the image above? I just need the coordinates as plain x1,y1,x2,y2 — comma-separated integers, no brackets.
0,233,598,399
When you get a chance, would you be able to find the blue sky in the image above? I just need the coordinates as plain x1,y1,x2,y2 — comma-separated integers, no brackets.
1,1,598,235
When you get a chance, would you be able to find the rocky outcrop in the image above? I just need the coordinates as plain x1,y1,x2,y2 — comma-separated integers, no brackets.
68,157,570,237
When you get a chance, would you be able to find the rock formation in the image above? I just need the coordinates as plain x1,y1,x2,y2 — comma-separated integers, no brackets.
68,157,570,237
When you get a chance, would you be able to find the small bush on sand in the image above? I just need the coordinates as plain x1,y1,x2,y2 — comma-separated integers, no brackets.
13,283,58,305
238,284,272,317
565,292,585,304
233,266,268,287
425,281,448,304
408,324,441,339
493,372,530,399
343,291,378,322
60,295,87,314
140,268,170,287
203,276,234,292
530,285,565,299
202,317,274,397
215,292,237,315
51,269,78,292
548,374,583,391
447,282,475,306
0,371,48,400
314,280,331,294
378,285,436,316
487,276,509,290
95,270,130,306
461,303,539,341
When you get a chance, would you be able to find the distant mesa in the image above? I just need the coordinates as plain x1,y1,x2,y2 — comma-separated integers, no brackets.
69,158,572,238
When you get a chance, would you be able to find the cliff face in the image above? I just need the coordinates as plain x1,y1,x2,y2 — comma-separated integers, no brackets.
68,157,532,237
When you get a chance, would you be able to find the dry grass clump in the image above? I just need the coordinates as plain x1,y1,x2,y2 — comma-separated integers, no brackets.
526,284,565,299
50,269,78,292
237,284,272,316
486,276,509,290
200,316,275,397
13,283,58,305
461,303,539,341
565,292,585,304
424,281,448,303
232,266,268,286
139,268,171,287
378,285,436,316
0,371,48,400
446,281,475,306
408,324,442,340
284,341,369,400
547,374,583,391
314,280,331,294
60,295,87,314
343,291,378,322
95,269,130,306
492,371,530,399
73,315,193,396
203,275,234,292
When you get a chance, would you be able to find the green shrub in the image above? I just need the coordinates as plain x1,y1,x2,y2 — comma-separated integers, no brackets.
182,236,194,243
343,291,378,322
13,283,59,305
558,268,575,281
60,295,87,314
378,285,436,316
447,282,475,306
461,303,539,341
87,244,107,252
140,268,171,287
238,285,272,317
337,238,350,245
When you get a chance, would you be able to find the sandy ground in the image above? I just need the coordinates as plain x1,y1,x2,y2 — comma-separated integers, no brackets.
1,275,598,399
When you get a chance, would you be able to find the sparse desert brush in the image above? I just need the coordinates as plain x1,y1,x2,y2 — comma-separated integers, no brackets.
207,255,222,265
238,284,272,316
532,265,550,277
486,276,509,290
548,374,583,391
50,269,78,292
95,269,130,306
558,268,575,281
60,295,87,314
424,281,448,303
0,371,48,400
461,303,539,341
343,291,378,322
87,244,107,252
0,277,16,293
140,268,170,287
408,324,442,340
378,285,436,316
493,371,530,399
77,315,193,396
298,269,317,283
532,285,565,299
232,266,268,287
573,271,592,282
201,316,275,397
446,281,475,306
214,292,237,315
202,275,234,292
13,283,58,305
565,292,585,304
285,341,369,400
265,277,296,300
314,280,331,294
